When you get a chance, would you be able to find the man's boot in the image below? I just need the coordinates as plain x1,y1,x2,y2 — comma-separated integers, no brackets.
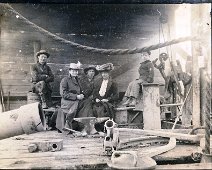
40,94,48,109
62,120,73,135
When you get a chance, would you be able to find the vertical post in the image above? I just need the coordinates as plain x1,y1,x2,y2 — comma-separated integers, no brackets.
0,12,5,113
142,83,161,130
200,68,206,126
191,5,201,127
33,41,41,63
167,6,177,61
167,8,177,118
182,56,193,126
204,73,211,155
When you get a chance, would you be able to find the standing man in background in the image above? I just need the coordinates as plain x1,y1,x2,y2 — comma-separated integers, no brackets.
31,50,54,109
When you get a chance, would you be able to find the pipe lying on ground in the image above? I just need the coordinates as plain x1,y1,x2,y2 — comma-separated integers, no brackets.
0,102,46,140
118,128,204,143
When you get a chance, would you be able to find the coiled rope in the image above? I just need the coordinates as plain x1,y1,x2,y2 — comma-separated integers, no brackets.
2,3,201,55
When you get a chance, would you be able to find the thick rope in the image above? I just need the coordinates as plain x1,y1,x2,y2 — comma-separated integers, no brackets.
2,3,200,55
204,73,211,154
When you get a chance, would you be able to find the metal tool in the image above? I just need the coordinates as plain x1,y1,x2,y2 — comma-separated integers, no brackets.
103,119,120,155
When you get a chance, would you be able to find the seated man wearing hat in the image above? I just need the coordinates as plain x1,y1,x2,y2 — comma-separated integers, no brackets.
76,65,99,117
93,63,119,119
31,50,54,109
122,51,154,107
56,62,84,132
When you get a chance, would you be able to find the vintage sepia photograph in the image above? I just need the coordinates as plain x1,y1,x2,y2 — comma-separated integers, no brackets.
0,1,211,169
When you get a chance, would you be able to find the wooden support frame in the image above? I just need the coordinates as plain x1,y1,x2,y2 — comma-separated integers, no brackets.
33,41,41,63
191,5,201,127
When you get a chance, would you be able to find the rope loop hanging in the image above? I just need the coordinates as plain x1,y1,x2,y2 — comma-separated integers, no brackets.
2,3,201,56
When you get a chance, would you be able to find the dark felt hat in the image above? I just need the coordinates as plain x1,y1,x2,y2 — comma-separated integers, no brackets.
84,65,99,76
36,50,50,58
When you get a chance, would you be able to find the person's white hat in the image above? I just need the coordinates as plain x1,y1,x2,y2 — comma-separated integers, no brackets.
69,61,82,70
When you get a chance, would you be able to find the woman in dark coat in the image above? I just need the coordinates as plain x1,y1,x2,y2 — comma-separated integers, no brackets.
76,65,98,117
92,63,119,119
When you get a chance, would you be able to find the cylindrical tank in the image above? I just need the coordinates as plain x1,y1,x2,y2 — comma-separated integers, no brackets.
0,102,46,140
27,91,41,104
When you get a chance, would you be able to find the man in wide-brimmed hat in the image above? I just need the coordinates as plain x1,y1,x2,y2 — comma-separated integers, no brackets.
76,65,99,118
56,62,85,133
92,63,119,119
31,50,54,109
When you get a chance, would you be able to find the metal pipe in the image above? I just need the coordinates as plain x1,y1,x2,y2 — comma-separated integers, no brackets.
104,119,116,137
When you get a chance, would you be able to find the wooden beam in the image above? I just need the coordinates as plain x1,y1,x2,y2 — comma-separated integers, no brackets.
157,163,212,169
191,5,201,127
136,84,161,129
0,14,5,113
167,7,176,61
175,46,189,60
160,103,182,107
118,128,204,143
33,41,41,63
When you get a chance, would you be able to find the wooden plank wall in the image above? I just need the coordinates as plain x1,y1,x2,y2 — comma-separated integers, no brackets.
0,4,166,110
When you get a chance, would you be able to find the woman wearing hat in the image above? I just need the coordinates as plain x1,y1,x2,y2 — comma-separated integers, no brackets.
56,62,84,132
92,63,119,119
31,50,54,109
76,65,99,118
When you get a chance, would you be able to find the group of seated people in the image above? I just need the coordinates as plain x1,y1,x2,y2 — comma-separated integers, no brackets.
31,50,157,133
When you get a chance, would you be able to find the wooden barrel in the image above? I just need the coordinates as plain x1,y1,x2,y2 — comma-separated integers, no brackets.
27,92,41,104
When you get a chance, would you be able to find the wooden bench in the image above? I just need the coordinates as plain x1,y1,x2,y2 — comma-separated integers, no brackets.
115,107,143,129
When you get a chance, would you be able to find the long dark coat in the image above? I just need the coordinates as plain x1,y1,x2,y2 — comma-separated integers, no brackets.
92,77,119,118
60,76,81,114
56,76,81,131
79,74,94,98
76,75,95,117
